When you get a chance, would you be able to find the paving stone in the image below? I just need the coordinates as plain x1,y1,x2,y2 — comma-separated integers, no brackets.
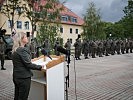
0,53,133,100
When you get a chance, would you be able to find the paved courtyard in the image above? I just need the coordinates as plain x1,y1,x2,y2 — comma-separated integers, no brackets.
0,53,133,100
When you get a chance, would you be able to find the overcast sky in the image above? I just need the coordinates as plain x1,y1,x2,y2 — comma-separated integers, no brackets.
59,0,128,22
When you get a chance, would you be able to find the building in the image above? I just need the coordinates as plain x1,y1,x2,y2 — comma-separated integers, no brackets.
0,0,84,44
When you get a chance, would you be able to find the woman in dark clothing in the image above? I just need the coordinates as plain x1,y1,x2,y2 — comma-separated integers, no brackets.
12,32,44,100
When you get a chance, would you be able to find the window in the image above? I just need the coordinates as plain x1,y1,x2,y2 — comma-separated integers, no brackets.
17,21,22,29
71,17,77,23
24,21,29,30
7,20,13,28
16,7,22,14
70,28,72,34
70,38,72,44
76,29,78,34
61,16,68,22
60,27,63,33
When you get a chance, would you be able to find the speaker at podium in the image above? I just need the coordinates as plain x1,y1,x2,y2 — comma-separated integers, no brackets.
29,55,65,100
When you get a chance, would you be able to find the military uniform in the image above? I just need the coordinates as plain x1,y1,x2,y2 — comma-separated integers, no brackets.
54,40,60,56
64,39,71,60
82,39,89,59
98,41,103,57
43,39,51,55
90,41,97,58
0,37,6,70
30,39,37,59
74,39,81,60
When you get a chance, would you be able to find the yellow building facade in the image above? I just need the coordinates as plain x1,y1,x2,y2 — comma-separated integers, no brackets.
0,0,84,45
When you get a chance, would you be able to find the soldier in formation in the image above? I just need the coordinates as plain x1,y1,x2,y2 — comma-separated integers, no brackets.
42,39,51,55
74,39,82,60
64,39,71,60
72,38,133,60
0,37,6,70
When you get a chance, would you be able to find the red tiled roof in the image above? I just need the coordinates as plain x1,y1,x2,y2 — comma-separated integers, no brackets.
35,0,84,26
0,0,84,26
60,5,84,26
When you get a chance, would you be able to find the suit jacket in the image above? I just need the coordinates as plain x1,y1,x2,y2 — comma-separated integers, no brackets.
12,47,42,79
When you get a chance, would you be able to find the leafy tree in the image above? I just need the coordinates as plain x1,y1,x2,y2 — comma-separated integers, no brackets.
120,0,133,38
83,2,105,40
23,0,63,40
0,0,24,31
36,23,60,49
35,0,64,48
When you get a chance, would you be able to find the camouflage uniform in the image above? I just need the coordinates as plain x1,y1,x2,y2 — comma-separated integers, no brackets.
0,37,6,70
43,39,51,55
30,39,37,59
54,40,60,56
74,39,81,60
82,39,89,59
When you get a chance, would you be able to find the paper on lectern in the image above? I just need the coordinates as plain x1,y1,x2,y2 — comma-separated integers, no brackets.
32,57,57,69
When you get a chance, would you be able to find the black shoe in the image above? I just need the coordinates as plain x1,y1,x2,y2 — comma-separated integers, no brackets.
1,67,6,70
85,57,89,59
78,58,81,60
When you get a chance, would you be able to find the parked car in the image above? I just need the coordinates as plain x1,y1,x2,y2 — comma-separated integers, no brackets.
4,34,13,59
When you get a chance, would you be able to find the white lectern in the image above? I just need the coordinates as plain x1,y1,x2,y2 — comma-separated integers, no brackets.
29,55,65,100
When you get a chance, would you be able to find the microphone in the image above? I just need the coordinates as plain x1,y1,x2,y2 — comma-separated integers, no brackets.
41,48,52,60
57,46,70,55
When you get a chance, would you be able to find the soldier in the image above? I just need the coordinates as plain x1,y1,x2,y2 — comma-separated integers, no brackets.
97,40,103,57
0,37,6,70
74,39,81,60
110,39,116,55
90,40,97,58
125,39,130,53
82,39,89,59
30,39,37,59
104,39,110,56
121,40,125,54
54,39,60,56
129,39,133,53
116,39,121,55
64,39,71,60
42,39,51,55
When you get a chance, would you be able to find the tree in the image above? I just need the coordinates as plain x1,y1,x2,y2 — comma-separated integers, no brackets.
0,0,24,31
83,2,105,40
23,0,63,39
35,0,64,48
120,0,133,38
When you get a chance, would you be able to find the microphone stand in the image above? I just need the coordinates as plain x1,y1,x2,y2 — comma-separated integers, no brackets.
65,50,70,100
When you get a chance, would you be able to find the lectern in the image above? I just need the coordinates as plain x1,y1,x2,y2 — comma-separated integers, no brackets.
29,55,65,100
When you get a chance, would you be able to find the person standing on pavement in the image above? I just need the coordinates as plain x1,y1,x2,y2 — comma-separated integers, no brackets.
42,38,51,55
0,37,6,70
54,39,60,56
64,38,71,60
74,39,81,60
30,39,37,59
12,32,44,100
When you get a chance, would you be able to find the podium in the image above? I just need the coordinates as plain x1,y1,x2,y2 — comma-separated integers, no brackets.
29,55,65,100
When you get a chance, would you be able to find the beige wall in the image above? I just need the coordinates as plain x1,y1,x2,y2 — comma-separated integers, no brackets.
0,14,32,35
60,24,83,45
0,14,83,44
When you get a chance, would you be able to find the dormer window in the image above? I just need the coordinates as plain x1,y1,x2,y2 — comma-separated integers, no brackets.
61,16,68,22
71,17,77,23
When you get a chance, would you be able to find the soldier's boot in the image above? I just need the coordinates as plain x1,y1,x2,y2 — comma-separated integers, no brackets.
1,65,6,70
78,57,81,60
